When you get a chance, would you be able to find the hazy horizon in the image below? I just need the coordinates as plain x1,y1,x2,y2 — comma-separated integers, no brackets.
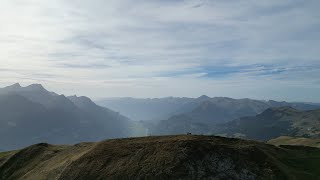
1,82,320,104
1,1,320,178
1,0,319,102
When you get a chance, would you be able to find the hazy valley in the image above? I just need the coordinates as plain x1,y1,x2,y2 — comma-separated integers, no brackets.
1,0,320,179
1,83,320,151
0,83,320,179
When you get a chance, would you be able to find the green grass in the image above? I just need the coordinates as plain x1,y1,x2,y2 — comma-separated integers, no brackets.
0,150,18,167
283,151,320,178
0,150,17,158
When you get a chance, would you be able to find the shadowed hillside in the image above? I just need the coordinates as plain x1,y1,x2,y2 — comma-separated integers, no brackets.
1,135,320,180
217,107,320,141
0,84,134,151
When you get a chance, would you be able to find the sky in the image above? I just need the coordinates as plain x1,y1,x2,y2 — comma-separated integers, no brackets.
0,0,319,102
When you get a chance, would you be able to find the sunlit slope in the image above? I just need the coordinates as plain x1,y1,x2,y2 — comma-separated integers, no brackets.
268,136,320,148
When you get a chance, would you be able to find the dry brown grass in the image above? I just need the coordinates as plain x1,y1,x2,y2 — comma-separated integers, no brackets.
1,135,320,180
268,136,320,148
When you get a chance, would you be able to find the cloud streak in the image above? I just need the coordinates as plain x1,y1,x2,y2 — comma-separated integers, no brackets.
0,0,319,102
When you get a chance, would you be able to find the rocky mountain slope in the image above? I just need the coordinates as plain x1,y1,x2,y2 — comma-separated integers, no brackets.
1,135,320,180
217,107,320,141
0,83,133,151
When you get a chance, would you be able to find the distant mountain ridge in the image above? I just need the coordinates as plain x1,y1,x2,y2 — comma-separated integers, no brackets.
0,83,134,151
0,83,72,110
98,96,320,138
97,96,320,122
2,83,320,150
151,106,320,142
216,107,320,141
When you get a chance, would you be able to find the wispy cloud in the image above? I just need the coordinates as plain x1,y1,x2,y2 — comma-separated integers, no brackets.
0,0,319,101
57,63,111,69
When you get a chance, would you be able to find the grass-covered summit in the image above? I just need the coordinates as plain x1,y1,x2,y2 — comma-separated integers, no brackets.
1,135,320,180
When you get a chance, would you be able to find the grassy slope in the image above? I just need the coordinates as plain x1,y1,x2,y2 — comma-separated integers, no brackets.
268,136,320,148
0,135,319,180
267,136,320,179
0,151,18,167
263,144,320,179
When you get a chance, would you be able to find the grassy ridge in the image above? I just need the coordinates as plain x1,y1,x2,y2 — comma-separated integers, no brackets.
0,135,320,180
0,150,18,166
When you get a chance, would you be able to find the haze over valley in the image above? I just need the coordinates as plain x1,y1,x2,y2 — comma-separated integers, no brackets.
1,0,320,179
1,83,320,152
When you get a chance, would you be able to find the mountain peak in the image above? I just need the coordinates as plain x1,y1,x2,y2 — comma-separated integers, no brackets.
3,83,21,90
68,95,91,102
68,95,96,109
197,95,210,100
11,83,21,87
69,95,78,98
24,84,47,91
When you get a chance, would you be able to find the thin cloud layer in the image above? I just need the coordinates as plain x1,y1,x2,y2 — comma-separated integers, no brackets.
0,0,319,102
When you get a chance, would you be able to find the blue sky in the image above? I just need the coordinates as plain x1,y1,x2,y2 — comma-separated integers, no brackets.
0,0,319,102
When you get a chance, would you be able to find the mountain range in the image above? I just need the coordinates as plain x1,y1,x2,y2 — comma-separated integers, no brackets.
1,83,320,150
151,106,320,140
0,83,133,151
99,96,320,139
217,107,320,141
1,83,320,179
97,96,320,122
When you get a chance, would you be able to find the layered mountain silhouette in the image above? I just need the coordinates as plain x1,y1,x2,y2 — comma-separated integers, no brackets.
152,106,320,140
1,83,320,179
1,83,320,150
217,107,320,141
98,96,320,123
0,83,133,151
104,96,320,137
